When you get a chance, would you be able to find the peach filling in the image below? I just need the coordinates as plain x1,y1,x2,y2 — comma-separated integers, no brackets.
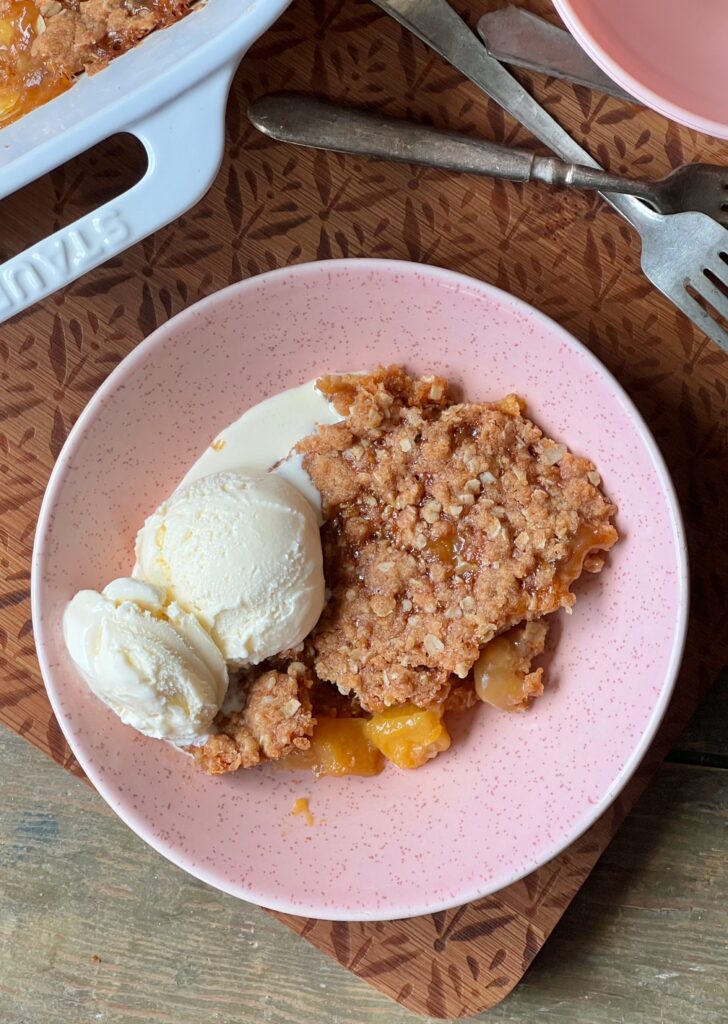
280,524,614,774
475,637,530,710
474,622,548,711
364,703,451,769
279,705,452,776
279,717,384,777
0,1,71,126
558,522,618,586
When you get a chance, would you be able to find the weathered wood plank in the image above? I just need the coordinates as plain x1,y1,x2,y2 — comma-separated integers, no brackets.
1,727,726,1024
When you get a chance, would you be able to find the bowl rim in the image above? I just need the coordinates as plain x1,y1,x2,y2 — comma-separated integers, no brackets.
31,258,690,920
553,0,728,140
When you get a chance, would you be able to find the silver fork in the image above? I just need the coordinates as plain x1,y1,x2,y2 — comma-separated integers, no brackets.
372,0,728,353
250,94,728,226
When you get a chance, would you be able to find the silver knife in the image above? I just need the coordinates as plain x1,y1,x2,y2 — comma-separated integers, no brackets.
477,6,636,104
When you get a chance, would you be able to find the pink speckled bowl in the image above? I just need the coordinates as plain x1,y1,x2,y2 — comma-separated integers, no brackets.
554,0,728,138
32,260,688,921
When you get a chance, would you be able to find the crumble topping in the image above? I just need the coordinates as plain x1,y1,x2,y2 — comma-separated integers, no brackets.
503,620,550,709
299,367,617,712
192,366,618,773
30,0,192,75
191,665,315,776
1,0,195,127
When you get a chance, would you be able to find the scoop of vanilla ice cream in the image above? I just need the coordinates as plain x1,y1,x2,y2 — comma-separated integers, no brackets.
134,472,325,665
63,577,228,742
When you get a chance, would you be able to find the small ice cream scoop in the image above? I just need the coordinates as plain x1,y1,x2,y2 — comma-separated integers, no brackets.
63,578,228,743
134,471,325,665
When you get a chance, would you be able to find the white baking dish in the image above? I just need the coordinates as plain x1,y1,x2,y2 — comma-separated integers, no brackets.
0,0,291,323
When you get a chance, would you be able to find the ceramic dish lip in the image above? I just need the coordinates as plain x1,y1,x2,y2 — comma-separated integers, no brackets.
553,0,728,140
31,259,689,921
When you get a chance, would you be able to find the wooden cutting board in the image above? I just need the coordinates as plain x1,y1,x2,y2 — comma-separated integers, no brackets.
2,0,727,1017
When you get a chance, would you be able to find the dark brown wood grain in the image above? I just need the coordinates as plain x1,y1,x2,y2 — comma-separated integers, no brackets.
1,0,728,1017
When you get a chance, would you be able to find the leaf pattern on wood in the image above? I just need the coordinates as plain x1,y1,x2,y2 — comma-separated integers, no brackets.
137,282,157,337
313,148,333,207
489,948,507,972
431,910,447,936
357,953,413,978
49,407,67,460
46,711,78,773
447,962,462,1000
396,982,413,1003
330,920,350,966
225,166,243,234
425,962,447,1019
1,397,43,422
432,904,469,952
48,315,67,385
348,936,372,973
522,925,541,973
0,589,30,610
402,196,421,262
2,0,728,1019
450,916,517,943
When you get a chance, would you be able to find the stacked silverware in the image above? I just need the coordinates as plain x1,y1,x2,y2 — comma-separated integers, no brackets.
249,0,728,353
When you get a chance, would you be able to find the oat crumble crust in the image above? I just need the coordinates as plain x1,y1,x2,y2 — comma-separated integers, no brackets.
192,365,618,773
28,0,193,76
300,366,617,713
507,620,549,708
191,666,314,776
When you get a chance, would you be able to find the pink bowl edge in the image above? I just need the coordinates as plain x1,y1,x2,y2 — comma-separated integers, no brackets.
553,0,728,140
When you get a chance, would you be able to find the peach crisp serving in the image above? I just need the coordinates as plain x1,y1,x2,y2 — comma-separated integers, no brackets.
190,367,618,778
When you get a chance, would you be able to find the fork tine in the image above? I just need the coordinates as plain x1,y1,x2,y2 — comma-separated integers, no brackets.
674,284,728,352
704,253,728,288
692,272,728,323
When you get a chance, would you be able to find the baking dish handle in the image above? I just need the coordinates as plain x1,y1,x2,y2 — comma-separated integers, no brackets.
0,63,235,323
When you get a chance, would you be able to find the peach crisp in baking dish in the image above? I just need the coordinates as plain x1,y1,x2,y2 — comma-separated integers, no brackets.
189,367,618,777
0,0,193,126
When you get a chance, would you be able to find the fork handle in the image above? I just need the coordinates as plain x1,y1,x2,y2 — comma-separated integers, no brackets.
250,94,537,181
530,158,657,200
250,95,659,204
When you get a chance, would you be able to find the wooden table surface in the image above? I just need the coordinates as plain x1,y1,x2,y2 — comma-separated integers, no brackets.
1,668,726,1023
